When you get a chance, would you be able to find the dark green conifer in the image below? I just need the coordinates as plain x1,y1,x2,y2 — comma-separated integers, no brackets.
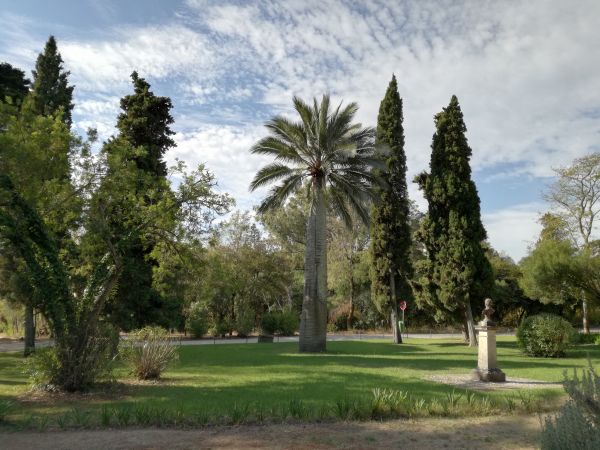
0,62,30,106
370,75,413,344
414,95,493,346
30,36,74,127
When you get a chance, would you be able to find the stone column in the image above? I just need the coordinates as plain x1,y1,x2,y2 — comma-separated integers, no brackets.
472,325,505,382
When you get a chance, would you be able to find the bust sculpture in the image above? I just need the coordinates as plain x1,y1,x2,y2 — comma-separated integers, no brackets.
479,298,496,327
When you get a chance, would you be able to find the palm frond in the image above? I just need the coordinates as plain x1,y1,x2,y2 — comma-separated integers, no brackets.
256,174,305,214
249,163,300,192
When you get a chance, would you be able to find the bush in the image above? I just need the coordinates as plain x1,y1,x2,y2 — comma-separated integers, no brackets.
541,360,600,449
596,335,600,346
260,311,298,336
260,313,278,336
185,302,209,338
276,311,299,336
516,313,574,357
572,332,600,345
25,322,119,391
120,326,178,380
334,313,349,332
236,307,255,337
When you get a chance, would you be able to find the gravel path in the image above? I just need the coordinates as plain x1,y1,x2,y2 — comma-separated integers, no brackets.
427,374,563,391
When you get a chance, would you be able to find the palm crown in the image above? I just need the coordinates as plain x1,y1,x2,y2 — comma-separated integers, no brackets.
249,95,377,226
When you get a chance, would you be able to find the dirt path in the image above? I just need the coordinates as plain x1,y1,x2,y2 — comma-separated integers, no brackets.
2,415,542,449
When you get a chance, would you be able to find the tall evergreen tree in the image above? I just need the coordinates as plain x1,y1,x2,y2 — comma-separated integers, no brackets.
30,36,74,127
414,95,492,346
98,72,177,330
0,62,30,106
370,75,413,344
116,71,174,176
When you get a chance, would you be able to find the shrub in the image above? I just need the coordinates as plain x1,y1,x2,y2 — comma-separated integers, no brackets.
276,311,298,336
260,311,298,336
516,313,574,357
541,360,600,449
596,335,600,346
120,326,178,380
333,313,349,331
235,307,255,337
24,322,119,391
185,302,209,338
572,332,600,345
260,312,278,336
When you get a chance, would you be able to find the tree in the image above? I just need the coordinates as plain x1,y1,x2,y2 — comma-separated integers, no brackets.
0,62,30,106
0,105,78,355
96,72,177,330
545,153,600,333
369,75,413,344
414,96,493,346
249,95,377,352
29,36,74,127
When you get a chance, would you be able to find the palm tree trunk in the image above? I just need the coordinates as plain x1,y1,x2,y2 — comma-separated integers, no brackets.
24,304,35,356
299,179,327,352
582,295,590,334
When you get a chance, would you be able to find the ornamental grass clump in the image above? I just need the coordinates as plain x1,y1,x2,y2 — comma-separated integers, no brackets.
121,326,178,380
516,313,574,357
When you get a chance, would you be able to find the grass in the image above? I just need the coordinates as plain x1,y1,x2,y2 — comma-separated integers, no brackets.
0,337,598,429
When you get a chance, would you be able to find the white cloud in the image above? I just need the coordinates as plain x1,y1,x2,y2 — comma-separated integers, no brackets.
483,203,545,262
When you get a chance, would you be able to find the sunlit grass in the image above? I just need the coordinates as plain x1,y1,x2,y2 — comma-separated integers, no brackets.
0,337,598,426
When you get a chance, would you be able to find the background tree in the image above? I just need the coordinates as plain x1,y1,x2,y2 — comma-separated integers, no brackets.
29,36,74,127
249,95,377,352
414,96,493,346
370,75,413,344
545,153,600,333
0,62,30,106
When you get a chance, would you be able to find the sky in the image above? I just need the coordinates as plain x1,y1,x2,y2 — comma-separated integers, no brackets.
1,0,599,261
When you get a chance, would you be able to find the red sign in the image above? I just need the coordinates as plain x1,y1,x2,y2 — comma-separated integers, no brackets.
399,301,407,311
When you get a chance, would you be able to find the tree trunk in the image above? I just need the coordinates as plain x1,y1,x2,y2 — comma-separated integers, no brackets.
348,276,355,330
582,295,590,334
24,304,35,356
390,272,402,344
465,302,477,347
299,180,328,352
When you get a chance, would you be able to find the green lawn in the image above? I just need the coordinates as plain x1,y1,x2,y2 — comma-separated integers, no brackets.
1,337,598,426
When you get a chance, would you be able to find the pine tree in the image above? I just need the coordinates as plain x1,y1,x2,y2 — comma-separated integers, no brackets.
116,71,175,177
99,72,177,330
30,36,74,127
414,95,493,346
370,75,413,344
0,62,30,106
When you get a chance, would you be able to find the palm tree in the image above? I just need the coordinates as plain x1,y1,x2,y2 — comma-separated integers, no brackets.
250,95,377,352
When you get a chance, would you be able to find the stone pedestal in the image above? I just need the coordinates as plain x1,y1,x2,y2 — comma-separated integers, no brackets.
472,325,506,382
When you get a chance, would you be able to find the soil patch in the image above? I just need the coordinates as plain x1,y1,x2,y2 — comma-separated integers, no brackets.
1,415,542,449
426,374,562,391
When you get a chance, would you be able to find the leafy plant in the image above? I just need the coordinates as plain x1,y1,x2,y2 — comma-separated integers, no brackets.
185,302,209,339
120,326,178,380
516,313,574,357
541,360,600,449
0,400,13,423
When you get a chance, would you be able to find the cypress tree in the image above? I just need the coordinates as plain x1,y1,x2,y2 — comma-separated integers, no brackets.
414,95,493,346
30,36,74,127
0,62,30,106
370,75,413,344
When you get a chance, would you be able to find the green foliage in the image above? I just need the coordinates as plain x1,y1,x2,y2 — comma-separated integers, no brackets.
572,332,600,345
235,306,255,338
29,36,74,127
260,312,278,336
517,313,575,357
414,96,493,336
185,302,209,338
370,75,413,318
0,400,14,423
120,326,178,380
541,361,600,449
0,62,30,106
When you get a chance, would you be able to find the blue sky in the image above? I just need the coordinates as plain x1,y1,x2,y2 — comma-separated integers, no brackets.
1,0,599,261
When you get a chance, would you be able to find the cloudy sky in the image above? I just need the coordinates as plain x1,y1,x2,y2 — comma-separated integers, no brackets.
1,0,599,261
